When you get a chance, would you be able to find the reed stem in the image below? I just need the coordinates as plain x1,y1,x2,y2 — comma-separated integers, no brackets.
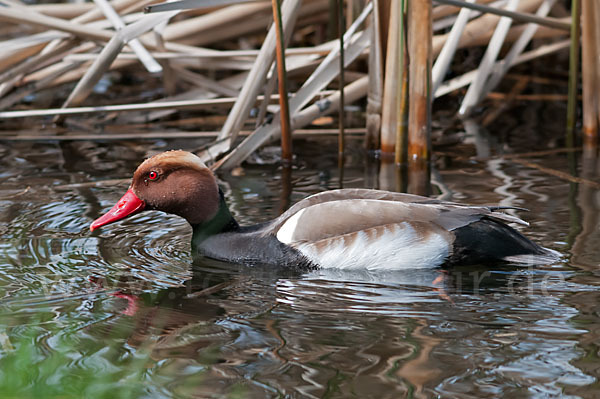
365,0,383,150
272,0,292,162
407,0,432,162
394,0,407,165
566,0,580,146
338,0,346,158
380,0,400,154
581,0,597,140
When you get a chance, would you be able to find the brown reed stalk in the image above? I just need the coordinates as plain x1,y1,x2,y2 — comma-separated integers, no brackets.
272,0,292,162
581,0,597,140
566,0,580,145
394,0,408,165
591,0,600,145
407,0,432,162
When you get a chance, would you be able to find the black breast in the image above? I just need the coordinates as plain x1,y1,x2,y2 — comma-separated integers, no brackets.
192,225,315,269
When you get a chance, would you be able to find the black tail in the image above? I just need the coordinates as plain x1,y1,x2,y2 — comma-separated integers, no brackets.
446,217,552,266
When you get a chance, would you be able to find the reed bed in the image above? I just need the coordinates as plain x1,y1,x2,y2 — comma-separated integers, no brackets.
0,0,592,170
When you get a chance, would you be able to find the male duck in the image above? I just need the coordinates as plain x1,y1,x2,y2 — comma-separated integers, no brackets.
90,150,555,269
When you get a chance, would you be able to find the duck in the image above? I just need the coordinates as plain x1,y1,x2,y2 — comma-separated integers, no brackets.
90,150,556,270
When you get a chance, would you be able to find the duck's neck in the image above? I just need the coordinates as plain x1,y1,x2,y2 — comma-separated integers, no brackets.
191,188,239,243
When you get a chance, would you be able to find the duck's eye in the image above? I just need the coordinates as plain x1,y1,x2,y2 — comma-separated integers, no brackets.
148,171,159,181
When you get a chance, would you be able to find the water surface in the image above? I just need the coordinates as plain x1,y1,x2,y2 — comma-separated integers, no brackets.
0,130,599,398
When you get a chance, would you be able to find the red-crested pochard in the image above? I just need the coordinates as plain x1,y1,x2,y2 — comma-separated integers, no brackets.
90,150,556,269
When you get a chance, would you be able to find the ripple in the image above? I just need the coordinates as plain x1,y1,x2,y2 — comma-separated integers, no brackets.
1,139,600,398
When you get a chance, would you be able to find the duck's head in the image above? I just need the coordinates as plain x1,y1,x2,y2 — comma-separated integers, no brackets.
90,150,220,231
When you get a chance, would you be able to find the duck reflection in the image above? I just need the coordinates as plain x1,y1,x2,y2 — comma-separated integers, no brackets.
270,264,538,396
92,258,303,361
89,264,232,360
90,260,548,397
113,288,225,359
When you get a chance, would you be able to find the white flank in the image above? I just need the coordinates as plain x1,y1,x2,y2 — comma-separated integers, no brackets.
276,208,305,244
291,222,451,270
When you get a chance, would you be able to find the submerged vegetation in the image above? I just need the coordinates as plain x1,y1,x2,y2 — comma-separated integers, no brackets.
0,322,151,398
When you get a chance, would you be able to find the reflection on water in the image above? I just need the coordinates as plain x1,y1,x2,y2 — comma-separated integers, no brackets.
1,131,600,397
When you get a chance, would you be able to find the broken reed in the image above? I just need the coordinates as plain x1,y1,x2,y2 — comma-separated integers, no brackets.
0,0,596,170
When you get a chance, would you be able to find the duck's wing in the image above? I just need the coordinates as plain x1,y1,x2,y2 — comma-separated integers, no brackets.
273,198,465,270
277,189,431,222
266,189,425,234
265,189,528,243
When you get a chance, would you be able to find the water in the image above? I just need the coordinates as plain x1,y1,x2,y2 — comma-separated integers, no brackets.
0,130,599,398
